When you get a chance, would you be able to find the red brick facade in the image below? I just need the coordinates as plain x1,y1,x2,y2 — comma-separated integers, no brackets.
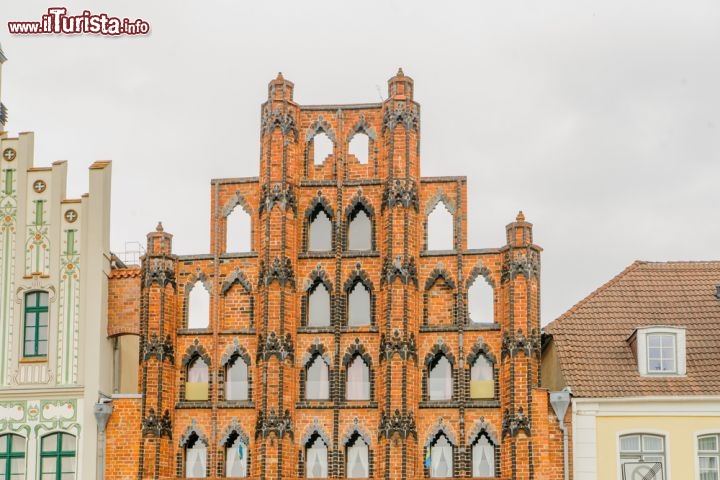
106,70,565,479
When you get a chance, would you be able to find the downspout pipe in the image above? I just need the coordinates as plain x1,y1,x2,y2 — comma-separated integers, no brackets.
550,388,571,480
94,400,113,480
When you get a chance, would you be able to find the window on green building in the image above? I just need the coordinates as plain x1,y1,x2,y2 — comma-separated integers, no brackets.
40,433,76,480
0,433,25,479
23,291,49,358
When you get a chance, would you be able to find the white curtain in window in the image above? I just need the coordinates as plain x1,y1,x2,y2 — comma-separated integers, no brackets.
472,436,494,477
348,284,371,326
346,439,369,478
471,356,493,381
186,443,207,478
309,210,332,251
306,356,329,400
226,436,248,478
226,359,249,400
308,285,331,327
430,435,453,478
428,356,452,401
188,359,209,382
346,356,370,400
306,437,328,478
348,210,372,250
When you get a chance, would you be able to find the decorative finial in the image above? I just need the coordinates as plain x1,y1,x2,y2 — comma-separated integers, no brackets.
276,72,284,81
156,221,164,232
516,211,525,222
396,67,404,77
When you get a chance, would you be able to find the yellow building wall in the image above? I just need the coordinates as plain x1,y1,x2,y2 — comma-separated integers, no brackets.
597,415,720,479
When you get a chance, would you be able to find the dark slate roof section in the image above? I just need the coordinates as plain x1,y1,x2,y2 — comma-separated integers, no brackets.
544,261,720,398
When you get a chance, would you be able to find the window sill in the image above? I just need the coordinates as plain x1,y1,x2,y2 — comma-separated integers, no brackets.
465,323,501,331
296,400,334,409
19,357,48,364
299,251,335,259
420,324,459,333
419,401,461,409
420,250,457,257
218,251,258,259
217,401,255,409
178,328,213,335
298,326,334,334
175,401,212,409
219,328,256,335
342,251,380,258
342,326,379,333
466,400,501,408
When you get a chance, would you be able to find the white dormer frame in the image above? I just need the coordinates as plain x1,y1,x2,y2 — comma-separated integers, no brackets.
633,326,687,377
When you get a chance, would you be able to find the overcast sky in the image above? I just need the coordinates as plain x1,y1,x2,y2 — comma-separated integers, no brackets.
2,0,718,324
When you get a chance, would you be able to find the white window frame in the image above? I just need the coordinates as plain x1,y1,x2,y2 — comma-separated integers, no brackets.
695,431,720,480
616,430,670,480
635,326,686,377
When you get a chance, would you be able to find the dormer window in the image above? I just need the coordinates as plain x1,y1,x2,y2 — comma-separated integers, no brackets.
647,334,675,373
628,326,686,377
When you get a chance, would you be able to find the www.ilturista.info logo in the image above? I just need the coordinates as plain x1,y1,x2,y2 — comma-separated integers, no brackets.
8,8,150,35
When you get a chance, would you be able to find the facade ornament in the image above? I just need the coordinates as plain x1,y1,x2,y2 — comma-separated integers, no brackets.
259,183,297,215
501,250,540,282
379,330,417,363
424,262,456,290
261,105,297,137
501,328,541,360
141,408,172,439
255,409,293,440
144,257,176,289
378,409,417,440
143,333,175,364
381,255,418,287
257,331,294,363
502,407,530,439
221,268,252,295
259,256,295,288
382,102,419,132
382,178,419,212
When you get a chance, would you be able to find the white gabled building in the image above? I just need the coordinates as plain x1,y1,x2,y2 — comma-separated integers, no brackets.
0,43,114,480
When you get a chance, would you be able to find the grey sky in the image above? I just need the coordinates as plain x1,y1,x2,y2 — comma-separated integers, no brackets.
2,0,718,324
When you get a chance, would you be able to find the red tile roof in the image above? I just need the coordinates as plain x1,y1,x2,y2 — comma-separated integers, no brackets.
544,261,720,398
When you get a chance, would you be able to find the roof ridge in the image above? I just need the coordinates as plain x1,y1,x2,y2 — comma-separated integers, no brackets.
544,260,645,334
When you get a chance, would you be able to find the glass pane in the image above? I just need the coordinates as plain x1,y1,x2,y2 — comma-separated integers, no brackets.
226,437,247,478
309,210,332,251
42,457,56,474
306,357,329,400
648,358,662,372
186,445,207,478
226,361,249,401
471,357,493,381
472,436,494,477
42,434,58,452
10,435,24,454
648,335,662,348
10,457,24,474
24,327,35,342
38,326,49,341
620,435,640,452
346,357,370,401
661,335,674,348
661,359,675,372
347,444,368,478
348,210,371,250
306,436,328,478
700,436,719,452
38,292,49,307
61,456,75,472
348,284,371,327
430,436,453,478
37,340,48,356
428,356,452,401
308,284,331,327
38,311,48,326
643,435,663,452
0,435,8,453
188,359,209,382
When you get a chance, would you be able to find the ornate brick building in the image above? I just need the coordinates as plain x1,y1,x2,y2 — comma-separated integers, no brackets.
106,70,565,479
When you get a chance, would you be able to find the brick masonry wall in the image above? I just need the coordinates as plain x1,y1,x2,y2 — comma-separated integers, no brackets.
105,71,566,479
